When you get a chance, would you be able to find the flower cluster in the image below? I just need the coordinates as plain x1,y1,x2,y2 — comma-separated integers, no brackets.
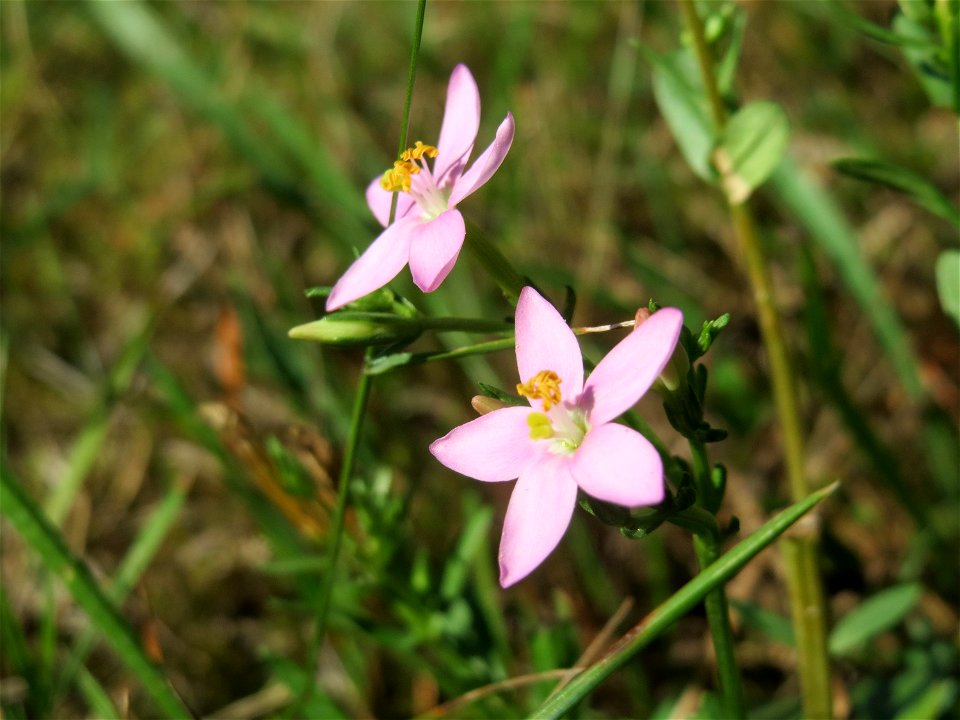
323,65,683,587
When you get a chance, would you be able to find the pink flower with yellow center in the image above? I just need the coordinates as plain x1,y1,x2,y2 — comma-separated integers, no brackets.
326,65,515,311
430,287,683,587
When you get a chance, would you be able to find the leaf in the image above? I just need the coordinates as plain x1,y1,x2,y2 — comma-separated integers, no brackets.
935,250,960,328
828,583,923,656
646,49,716,182
531,482,839,718
714,102,790,204
833,158,960,226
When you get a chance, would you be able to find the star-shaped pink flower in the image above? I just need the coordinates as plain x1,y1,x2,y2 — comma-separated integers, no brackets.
326,65,515,311
430,287,683,587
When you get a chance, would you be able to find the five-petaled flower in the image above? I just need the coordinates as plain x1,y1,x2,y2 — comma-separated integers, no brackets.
430,287,683,587
326,64,515,312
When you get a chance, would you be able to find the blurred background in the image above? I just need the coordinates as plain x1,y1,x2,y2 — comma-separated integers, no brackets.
2,1,957,717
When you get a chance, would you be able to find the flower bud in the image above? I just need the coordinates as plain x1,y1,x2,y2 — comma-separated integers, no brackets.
288,312,422,347
471,395,510,416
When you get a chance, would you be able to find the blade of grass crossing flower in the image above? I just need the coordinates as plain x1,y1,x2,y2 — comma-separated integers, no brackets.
531,482,839,719
0,466,191,718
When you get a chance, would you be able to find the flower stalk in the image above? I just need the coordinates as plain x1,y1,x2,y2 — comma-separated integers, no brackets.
679,1,832,716
298,1,426,713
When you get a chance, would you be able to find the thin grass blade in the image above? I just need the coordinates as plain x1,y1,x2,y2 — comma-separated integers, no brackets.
531,482,839,719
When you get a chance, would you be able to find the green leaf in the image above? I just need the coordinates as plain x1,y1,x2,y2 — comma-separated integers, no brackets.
530,482,839,718
935,250,960,327
828,583,923,656
833,158,960,226
714,102,790,204
647,49,716,182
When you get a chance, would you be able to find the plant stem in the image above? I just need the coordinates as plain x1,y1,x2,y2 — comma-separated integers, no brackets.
694,535,745,718
300,1,425,711
678,1,832,716
683,437,746,718
298,358,373,713
419,316,513,333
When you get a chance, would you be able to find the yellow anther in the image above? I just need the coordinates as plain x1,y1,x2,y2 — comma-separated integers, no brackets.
400,141,438,161
517,370,563,411
379,159,420,192
381,142,438,192
526,412,555,440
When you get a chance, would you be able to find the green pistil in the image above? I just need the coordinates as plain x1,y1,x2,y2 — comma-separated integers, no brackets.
527,412,555,440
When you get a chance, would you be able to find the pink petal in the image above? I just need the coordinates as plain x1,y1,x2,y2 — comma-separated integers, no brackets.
429,406,539,482
366,175,417,228
499,457,578,587
408,209,466,293
325,216,418,311
570,422,664,507
435,64,480,184
515,287,584,403
582,307,683,425
448,113,515,207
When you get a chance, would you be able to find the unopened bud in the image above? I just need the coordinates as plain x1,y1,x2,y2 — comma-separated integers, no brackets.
288,312,422,347
471,395,510,416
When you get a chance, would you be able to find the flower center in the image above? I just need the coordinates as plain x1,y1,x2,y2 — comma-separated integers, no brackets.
379,141,439,193
516,370,562,411
519,369,588,454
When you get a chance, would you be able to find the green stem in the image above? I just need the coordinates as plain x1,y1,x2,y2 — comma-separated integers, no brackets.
298,360,373,712
299,0,425,711
419,316,513,333
684,436,745,718
694,535,746,719
679,2,832,716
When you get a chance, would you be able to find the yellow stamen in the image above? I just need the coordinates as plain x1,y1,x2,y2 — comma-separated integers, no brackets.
517,370,563,411
400,141,438,162
526,412,554,440
380,142,438,192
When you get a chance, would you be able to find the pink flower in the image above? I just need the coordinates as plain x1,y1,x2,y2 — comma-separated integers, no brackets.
326,65,515,311
430,288,683,587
